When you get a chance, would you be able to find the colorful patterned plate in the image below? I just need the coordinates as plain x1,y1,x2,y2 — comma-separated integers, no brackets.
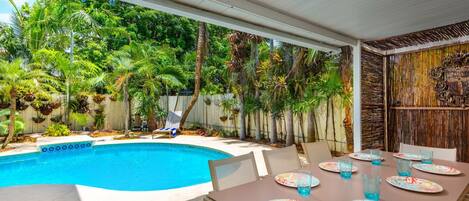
386,176,443,193
274,172,320,188
393,153,421,161
348,153,384,161
412,163,462,175
318,161,359,173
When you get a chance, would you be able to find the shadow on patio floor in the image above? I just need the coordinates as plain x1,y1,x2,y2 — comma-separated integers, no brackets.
0,185,81,201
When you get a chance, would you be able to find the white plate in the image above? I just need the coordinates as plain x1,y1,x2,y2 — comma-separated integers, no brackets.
318,161,358,173
274,172,320,188
348,153,384,161
386,176,443,193
393,153,421,161
412,163,462,175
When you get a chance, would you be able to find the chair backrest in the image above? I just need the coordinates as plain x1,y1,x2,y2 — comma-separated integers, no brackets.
301,141,332,165
262,146,301,176
164,111,182,128
208,152,260,191
399,143,457,162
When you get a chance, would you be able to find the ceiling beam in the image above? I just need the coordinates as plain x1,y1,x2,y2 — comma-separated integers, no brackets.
122,0,343,52
214,0,357,46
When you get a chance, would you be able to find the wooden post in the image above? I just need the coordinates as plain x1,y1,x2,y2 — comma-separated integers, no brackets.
383,56,388,151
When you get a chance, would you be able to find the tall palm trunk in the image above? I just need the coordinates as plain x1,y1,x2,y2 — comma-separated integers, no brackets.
339,46,353,152
285,109,294,146
298,113,306,143
331,99,337,152
238,94,246,140
147,108,157,131
270,114,277,143
180,22,206,129
307,110,317,142
2,88,17,149
252,42,261,141
123,81,129,137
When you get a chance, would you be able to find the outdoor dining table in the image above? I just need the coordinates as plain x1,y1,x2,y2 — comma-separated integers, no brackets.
207,151,469,201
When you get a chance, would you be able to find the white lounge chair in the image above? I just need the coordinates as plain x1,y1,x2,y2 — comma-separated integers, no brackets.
301,141,333,165
208,152,260,191
399,143,457,161
262,146,302,175
152,111,182,138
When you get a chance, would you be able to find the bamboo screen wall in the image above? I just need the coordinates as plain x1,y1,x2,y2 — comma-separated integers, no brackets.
387,43,469,162
361,50,385,150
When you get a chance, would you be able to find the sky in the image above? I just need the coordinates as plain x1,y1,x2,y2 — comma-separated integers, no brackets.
0,0,35,24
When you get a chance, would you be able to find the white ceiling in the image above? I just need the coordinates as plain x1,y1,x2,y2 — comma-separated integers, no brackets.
125,0,469,51
250,0,469,40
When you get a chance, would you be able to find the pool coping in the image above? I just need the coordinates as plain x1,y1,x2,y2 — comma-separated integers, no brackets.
0,136,274,201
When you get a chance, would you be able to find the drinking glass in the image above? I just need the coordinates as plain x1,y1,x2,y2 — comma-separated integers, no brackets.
338,159,353,180
420,150,433,164
362,174,381,201
296,170,311,197
396,158,412,177
370,149,382,166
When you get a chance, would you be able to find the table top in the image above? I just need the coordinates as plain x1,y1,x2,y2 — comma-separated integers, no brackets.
208,151,469,201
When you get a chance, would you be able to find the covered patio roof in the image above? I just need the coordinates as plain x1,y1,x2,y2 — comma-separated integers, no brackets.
122,0,469,151
123,0,469,52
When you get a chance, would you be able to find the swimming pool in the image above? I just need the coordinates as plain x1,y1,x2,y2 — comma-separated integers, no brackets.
0,143,231,191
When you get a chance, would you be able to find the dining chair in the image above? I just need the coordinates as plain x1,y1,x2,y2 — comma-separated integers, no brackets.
208,152,260,191
301,141,333,165
262,146,302,175
399,143,457,161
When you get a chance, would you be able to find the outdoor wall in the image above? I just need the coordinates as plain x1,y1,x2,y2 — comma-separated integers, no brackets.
361,49,385,150
18,95,125,134
387,43,469,162
160,95,349,153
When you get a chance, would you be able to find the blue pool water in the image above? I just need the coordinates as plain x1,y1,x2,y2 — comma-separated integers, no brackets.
0,143,231,191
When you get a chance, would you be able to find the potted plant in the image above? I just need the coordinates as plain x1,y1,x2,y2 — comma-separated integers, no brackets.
40,103,54,115
32,115,46,124
50,101,61,109
204,97,211,105
109,94,117,102
219,115,228,122
23,93,35,102
30,100,43,111
16,100,29,111
36,92,52,102
50,115,63,123
93,94,106,104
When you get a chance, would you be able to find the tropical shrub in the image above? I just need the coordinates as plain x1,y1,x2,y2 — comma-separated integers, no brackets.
0,110,24,136
45,124,71,137
70,112,89,128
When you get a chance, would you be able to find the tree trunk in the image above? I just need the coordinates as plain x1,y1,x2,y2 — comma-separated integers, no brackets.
147,108,157,131
179,22,206,129
307,110,317,142
123,81,129,137
331,99,337,152
254,93,261,141
285,109,294,146
299,113,306,143
2,88,16,149
325,98,330,142
270,114,277,144
238,94,246,140
339,46,354,152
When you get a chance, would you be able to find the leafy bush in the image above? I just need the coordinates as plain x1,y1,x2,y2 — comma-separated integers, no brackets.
70,112,89,127
45,124,71,137
0,109,25,136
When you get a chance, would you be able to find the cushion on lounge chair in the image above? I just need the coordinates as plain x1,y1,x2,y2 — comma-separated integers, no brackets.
152,111,182,137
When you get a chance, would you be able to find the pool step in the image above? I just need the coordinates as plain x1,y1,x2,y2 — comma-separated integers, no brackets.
37,136,95,153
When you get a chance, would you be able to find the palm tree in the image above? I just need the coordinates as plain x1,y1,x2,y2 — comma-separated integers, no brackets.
0,59,55,148
110,56,135,137
180,22,208,130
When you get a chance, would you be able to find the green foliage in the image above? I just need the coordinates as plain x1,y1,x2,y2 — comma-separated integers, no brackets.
0,109,24,136
45,124,71,137
70,112,89,127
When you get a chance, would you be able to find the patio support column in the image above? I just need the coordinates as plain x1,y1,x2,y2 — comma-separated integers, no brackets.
352,41,362,152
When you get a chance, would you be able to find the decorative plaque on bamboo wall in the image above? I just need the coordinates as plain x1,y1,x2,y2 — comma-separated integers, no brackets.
430,52,469,106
